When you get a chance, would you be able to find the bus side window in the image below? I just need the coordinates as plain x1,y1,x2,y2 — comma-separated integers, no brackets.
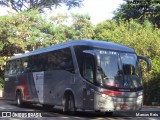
83,56,94,83
58,48,75,73
74,45,93,77
47,53,55,71
47,48,75,73
22,57,31,73
16,59,23,74
32,55,39,72
9,61,13,74
39,54,48,71
5,61,10,74
11,60,17,74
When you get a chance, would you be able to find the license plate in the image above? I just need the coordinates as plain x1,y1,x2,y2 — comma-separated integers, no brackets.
120,103,128,108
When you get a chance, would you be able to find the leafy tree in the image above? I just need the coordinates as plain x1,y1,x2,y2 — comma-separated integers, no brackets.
49,13,95,40
114,0,160,27
94,19,160,104
0,10,56,74
70,14,95,40
0,0,83,13
0,11,94,60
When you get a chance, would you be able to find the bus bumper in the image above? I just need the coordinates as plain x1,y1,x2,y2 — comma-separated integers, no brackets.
94,92,143,112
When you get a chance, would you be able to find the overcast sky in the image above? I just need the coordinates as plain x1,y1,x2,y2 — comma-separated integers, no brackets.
0,0,124,25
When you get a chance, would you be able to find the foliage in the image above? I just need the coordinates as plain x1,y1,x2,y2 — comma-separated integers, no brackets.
0,10,51,86
94,19,160,104
0,0,83,13
114,0,160,27
0,9,94,71
49,13,95,41
0,77,4,89
0,10,50,56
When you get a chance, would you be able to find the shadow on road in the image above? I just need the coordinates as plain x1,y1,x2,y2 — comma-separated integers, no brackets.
5,101,130,118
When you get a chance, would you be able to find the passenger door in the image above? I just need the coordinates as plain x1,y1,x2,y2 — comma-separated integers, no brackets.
82,54,96,110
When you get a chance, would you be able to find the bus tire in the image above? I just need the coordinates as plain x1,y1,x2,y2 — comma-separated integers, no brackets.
16,92,23,107
105,112,113,116
63,94,75,114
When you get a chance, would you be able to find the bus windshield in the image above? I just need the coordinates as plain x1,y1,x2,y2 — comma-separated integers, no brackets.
96,50,142,89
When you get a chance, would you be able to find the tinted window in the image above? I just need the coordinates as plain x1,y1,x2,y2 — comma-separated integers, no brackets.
74,46,96,83
47,47,74,73
10,60,17,74
5,61,10,74
5,48,74,73
83,55,95,83
74,46,92,76
21,57,30,73
31,54,48,72
16,59,23,73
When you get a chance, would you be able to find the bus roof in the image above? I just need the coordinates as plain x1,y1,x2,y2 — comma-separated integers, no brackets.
8,40,135,60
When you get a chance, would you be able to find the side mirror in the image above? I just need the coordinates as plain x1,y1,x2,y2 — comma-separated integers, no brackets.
83,50,101,67
138,56,151,72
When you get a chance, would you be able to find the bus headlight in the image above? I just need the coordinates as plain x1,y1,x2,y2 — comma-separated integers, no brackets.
101,94,112,101
137,95,143,103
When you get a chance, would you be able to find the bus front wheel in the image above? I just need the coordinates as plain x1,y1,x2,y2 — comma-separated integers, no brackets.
105,112,113,116
63,94,75,114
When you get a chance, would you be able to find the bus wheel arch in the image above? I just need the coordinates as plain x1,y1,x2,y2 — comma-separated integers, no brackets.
62,90,76,114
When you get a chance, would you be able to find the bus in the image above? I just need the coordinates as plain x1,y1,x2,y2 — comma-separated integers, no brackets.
3,40,151,114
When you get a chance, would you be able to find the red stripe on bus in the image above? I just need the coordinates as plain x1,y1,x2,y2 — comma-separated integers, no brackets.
22,79,29,100
102,90,122,96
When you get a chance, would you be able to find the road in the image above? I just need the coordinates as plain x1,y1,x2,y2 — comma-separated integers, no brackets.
0,98,160,120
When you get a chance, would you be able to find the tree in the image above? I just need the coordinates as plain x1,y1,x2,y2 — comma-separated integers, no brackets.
70,14,95,40
0,11,94,60
114,0,160,27
0,9,56,87
0,0,83,13
49,13,95,40
0,9,58,72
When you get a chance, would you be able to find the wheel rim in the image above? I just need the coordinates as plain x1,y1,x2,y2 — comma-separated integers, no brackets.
17,94,21,106
69,96,73,111
17,96,20,105
68,95,75,112
63,95,75,113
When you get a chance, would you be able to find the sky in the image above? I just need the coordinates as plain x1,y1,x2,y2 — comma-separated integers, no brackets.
0,0,124,25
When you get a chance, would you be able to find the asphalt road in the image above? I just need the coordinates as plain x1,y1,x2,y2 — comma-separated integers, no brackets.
0,98,160,120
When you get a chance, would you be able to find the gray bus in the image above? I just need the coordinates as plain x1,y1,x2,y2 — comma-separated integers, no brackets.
3,40,151,114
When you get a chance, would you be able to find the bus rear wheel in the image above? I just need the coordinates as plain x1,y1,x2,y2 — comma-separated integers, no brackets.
16,92,23,107
63,94,75,114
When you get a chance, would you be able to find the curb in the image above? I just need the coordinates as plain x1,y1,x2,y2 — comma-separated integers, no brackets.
143,106,160,108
